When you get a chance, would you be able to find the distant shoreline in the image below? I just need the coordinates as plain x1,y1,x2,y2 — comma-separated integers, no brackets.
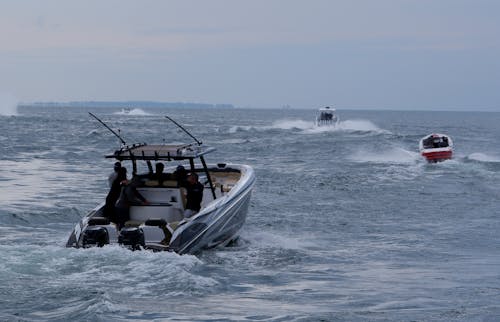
18,101,234,109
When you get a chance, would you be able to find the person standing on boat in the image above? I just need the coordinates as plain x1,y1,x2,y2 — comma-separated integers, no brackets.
103,166,127,222
115,174,149,229
149,162,166,186
184,172,203,218
174,164,188,187
107,162,121,187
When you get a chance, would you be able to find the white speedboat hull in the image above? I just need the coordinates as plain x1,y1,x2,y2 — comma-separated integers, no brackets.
66,164,255,254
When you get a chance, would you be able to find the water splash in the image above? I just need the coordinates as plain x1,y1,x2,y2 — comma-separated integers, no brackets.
336,119,390,134
271,119,313,130
228,118,389,135
0,93,18,116
466,153,500,163
113,108,150,116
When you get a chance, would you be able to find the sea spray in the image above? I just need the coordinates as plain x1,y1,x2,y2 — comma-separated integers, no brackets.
0,93,18,116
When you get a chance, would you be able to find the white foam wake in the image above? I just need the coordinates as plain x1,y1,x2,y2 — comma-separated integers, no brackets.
271,119,313,130
467,152,500,162
114,108,150,116
336,119,390,134
350,147,420,164
228,118,389,135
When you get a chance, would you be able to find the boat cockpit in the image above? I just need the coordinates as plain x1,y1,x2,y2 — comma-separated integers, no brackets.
316,106,338,125
422,135,449,149
69,142,245,249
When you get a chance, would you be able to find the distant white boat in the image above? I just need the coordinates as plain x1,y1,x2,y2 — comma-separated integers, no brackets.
419,133,453,162
315,106,339,126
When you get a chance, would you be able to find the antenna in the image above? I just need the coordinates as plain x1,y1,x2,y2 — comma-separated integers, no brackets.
88,112,127,145
164,115,202,145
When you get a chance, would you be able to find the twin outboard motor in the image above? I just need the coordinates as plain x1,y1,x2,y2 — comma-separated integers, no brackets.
82,226,110,248
118,227,145,250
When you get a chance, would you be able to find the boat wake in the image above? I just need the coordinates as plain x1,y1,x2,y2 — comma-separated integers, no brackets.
228,118,390,135
227,119,312,133
242,229,316,251
114,108,151,116
350,147,420,164
335,119,390,134
465,152,500,163
0,158,97,214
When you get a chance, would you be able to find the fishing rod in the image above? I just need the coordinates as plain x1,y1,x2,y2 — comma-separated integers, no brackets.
164,115,202,145
88,112,127,145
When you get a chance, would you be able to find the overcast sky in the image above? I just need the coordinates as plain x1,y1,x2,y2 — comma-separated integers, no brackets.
1,0,499,110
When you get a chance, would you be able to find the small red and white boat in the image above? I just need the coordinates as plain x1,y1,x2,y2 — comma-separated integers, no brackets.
419,133,453,162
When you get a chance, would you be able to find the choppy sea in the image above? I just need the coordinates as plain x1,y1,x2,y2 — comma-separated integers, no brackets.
1,105,500,321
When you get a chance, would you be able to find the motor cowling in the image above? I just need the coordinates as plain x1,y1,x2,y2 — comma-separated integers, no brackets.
118,227,145,250
82,226,109,248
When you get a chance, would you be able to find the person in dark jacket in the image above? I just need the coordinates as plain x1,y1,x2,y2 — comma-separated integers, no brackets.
103,166,127,223
174,164,188,187
115,175,149,229
107,161,122,187
151,162,166,185
184,172,203,218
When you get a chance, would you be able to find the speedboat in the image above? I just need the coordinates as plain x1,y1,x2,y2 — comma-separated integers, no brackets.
66,115,255,254
419,133,453,162
315,106,339,126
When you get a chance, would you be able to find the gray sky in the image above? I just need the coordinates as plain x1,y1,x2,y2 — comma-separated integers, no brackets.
1,0,499,110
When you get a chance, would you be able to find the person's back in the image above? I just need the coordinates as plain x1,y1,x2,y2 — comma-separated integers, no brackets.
104,166,127,221
152,162,165,185
115,176,148,228
116,176,147,208
184,173,203,218
174,165,187,187
107,162,122,187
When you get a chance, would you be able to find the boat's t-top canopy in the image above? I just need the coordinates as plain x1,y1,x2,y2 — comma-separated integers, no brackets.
107,143,216,161
108,142,218,199
319,106,335,112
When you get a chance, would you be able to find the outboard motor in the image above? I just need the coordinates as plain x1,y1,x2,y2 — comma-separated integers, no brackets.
82,226,109,248
118,227,145,250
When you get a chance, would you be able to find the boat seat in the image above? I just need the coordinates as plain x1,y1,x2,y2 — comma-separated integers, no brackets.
144,179,178,187
130,205,184,222
136,187,184,206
